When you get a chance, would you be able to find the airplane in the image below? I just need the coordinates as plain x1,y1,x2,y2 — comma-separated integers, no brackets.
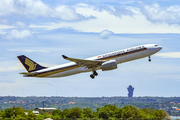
17,44,162,79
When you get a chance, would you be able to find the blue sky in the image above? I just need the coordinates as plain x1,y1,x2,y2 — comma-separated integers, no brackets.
0,0,180,97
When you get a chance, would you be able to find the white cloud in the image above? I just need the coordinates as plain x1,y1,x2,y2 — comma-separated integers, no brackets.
0,24,13,29
0,0,92,21
112,7,134,18
0,67,4,71
55,6,80,20
0,60,55,72
7,62,55,70
119,1,134,5
1,1,180,34
82,4,134,18
14,21,28,28
141,3,180,24
100,29,113,39
0,61,24,72
30,5,180,33
6,29,32,39
155,52,180,58
9,49,50,53
8,63,24,71
0,0,52,17
2,1,180,34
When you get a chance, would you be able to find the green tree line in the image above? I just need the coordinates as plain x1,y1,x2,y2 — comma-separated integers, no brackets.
0,105,170,120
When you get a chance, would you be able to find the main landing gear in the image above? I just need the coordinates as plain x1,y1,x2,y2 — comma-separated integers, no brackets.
90,71,98,79
148,56,151,62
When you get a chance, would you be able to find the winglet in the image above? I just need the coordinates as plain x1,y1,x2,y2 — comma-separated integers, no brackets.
62,55,68,59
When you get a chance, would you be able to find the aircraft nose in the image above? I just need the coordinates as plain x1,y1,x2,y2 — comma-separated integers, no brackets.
158,46,162,51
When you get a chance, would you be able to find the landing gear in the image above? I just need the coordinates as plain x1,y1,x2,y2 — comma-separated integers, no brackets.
90,74,95,79
93,71,98,76
148,56,151,62
90,71,98,79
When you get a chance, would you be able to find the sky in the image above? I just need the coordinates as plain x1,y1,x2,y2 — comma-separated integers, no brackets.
0,0,180,97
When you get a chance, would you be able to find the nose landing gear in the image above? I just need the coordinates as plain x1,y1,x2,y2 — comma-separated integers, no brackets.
90,71,98,79
148,56,151,62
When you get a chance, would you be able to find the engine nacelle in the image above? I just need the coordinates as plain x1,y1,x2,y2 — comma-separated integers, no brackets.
100,60,117,71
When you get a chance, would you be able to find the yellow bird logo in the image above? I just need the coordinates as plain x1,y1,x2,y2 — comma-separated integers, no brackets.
25,58,37,71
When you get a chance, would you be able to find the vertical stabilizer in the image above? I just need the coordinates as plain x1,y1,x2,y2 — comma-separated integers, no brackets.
17,55,47,73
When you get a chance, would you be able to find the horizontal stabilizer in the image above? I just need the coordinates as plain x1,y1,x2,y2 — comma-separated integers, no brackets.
19,72,38,77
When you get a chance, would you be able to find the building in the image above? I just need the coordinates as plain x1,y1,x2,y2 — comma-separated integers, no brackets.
24,111,39,115
69,101,76,104
33,111,39,115
34,108,56,113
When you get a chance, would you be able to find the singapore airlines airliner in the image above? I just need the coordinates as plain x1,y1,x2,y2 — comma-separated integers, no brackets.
17,44,162,79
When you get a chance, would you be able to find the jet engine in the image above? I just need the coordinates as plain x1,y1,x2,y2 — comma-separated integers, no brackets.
100,60,117,71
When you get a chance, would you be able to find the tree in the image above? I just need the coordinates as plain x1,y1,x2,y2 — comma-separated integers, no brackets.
114,108,122,119
61,109,69,119
0,104,171,120
98,108,109,119
52,109,61,116
121,105,138,119
67,107,83,119
141,108,155,114
98,104,119,119
15,107,26,118
36,114,45,120
3,107,26,119
0,110,4,119
151,110,168,119
136,109,147,119
13,114,26,120
26,111,37,120
3,108,13,118
40,112,51,119
82,107,94,119
52,109,61,119
52,115,61,120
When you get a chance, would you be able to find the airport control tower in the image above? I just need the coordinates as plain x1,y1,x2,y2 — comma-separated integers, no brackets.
127,85,134,98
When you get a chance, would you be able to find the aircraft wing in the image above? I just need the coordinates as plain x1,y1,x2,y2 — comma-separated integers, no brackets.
62,55,105,69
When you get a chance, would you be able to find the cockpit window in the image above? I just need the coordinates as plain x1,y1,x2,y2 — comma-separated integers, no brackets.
154,45,158,47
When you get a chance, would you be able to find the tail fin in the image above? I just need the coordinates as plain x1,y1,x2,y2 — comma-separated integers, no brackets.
17,55,47,73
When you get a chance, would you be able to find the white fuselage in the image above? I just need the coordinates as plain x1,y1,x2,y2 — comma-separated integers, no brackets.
34,44,162,78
